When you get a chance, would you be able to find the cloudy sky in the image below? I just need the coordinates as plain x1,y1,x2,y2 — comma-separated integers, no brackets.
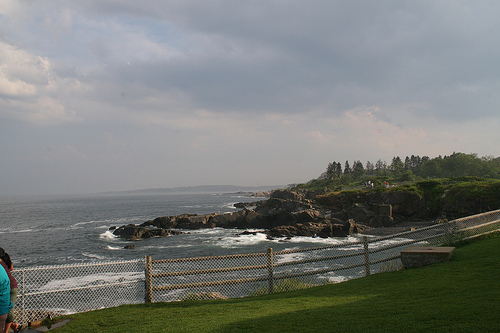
1,1,499,196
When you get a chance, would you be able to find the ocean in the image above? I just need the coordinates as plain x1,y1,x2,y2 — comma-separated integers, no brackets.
0,190,362,268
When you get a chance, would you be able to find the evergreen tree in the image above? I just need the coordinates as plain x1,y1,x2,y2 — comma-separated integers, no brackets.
365,161,375,175
317,152,499,191
326,162,335,179
344,160,352,175
326,161,342,179
375,159,387,175
390,156,404,174
352,160,365,179
410,155,421,170
404,156,411,170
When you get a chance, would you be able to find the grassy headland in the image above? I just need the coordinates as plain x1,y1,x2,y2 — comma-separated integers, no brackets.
299,178,500,220
52,234,500,333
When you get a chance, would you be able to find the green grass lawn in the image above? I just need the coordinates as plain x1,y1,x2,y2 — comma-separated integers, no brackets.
52,235,500,333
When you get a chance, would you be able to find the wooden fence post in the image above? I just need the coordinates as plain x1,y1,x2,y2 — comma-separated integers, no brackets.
363,236,370,276
267,248,274,294
443,219,452,245
145,256,153,303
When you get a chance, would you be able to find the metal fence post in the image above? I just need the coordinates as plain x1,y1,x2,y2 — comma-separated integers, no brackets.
267,248,274,294
363,236,370,276
145,256,153,303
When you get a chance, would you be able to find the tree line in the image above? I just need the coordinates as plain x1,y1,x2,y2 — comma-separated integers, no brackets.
323,152,500,185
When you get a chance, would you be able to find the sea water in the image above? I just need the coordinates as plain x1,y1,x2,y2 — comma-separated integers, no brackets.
0,191,363,268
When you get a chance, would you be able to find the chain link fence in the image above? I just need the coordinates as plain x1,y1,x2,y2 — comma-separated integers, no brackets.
12,260,144,325
11,209,500,325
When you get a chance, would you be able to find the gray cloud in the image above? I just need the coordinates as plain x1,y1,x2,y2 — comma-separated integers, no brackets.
67,1,500,119
1,1,500,195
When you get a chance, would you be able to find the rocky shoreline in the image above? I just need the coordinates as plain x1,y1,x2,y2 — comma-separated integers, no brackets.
112,188,435,241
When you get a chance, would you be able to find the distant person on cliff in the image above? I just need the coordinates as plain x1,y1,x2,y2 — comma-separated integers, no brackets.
0,248,13,333
0,249,19,333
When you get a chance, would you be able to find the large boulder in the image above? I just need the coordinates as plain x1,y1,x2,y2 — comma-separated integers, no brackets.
113,224,183,240
270,189,305,201
265,223,326,238
265,219,367,239
254,198,313,215
141,213,219,229
290,209,323,222
345,203,376,224
176,214,214,229
141,216,177,229
209,209,259,228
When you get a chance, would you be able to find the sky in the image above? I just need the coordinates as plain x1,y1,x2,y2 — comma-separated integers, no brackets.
1,1,500,196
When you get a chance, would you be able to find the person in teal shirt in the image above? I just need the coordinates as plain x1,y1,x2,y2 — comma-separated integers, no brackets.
0,254,13,333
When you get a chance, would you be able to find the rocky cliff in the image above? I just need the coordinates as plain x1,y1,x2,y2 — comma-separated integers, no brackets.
113,189,369,240
111,187,451,240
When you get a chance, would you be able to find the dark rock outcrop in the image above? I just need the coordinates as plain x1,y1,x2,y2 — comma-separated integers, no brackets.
113,224,184,240
269,189,305,201
265,219,365,239
112,188,433,241
315,190,426,224
251,191,272,197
